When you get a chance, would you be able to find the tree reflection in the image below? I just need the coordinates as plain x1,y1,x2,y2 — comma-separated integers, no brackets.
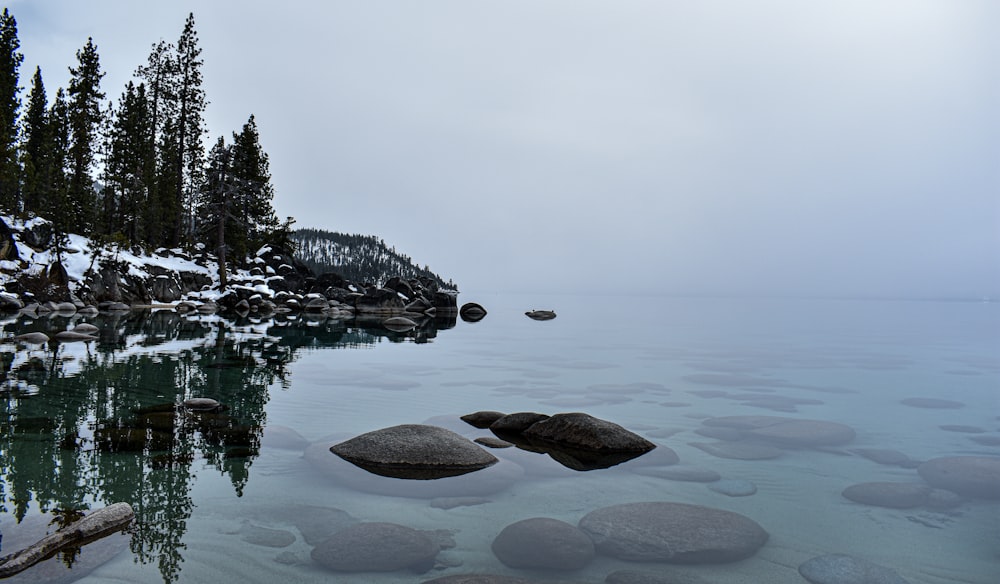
0,308,447,582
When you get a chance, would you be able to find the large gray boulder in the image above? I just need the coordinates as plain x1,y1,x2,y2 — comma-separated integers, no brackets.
917,456,1000,499
311,522,439,572
330,424,498,479
491,517,595,570
578,502,768,564
522,412,656,454
305,439,523,498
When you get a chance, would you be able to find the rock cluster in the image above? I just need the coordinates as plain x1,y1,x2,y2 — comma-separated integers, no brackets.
464,410,657,471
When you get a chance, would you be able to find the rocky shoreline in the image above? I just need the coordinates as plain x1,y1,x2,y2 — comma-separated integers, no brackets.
0,216,458,323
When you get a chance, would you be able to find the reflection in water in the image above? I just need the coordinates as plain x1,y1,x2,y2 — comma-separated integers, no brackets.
0,308,456,583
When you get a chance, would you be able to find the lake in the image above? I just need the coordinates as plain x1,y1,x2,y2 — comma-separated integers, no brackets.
0,293,997,583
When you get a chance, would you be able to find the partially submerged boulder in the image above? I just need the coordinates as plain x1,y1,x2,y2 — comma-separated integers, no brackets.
489,411,657,471
330,424,499,480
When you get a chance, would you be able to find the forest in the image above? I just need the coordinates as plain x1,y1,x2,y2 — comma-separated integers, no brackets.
0,10,292,273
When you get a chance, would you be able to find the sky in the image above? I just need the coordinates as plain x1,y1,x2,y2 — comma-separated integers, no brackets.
8,0,999,299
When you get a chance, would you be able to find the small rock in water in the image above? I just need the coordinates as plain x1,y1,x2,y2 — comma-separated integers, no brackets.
633,466,721,483
430,497,491,510
900,397,964,409
708,479,757,497
938,424,985,434
798,553,911,584
183,397,222,411
239,521,297,548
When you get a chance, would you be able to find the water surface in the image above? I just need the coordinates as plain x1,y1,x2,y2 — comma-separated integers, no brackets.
0,294,997,583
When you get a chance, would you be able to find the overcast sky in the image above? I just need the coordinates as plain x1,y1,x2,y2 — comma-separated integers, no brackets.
9,0,999,298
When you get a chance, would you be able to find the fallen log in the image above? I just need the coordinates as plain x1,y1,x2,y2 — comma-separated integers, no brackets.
0,502,134,578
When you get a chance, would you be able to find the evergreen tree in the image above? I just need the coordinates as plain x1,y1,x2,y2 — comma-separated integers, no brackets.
134,39,176,247
0,8,23,212
229,114,278,257
66,37,105,233
102,81,153,242
201,136,235,286
172,13,206,246
45,88,71,235
19,66,46,215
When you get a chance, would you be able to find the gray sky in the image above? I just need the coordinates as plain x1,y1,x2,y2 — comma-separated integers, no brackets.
10,0,999,298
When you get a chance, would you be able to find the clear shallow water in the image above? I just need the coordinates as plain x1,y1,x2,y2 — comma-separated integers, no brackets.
0,294,997,583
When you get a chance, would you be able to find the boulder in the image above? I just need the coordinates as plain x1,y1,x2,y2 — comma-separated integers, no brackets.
917,456,1000,499
330,424,499,479
13,331,49,344
305,439,523,498
459,302,487,322
798,553,911,584
578,502,768,563
461,410,507,429
311,522,439,573
490,412,550,436
525,309,556,320
491,517,595,570
383,316,418,331
53,330,97,342
522,412,656,454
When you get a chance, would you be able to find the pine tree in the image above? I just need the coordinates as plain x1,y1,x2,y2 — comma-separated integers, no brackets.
201,136,235,286
66,37,106,233
102,81,153,242
134,39,176,247
229,114,278,257
45,88,71,235
19,66,46,215
172,13,206,246
0,8,23,212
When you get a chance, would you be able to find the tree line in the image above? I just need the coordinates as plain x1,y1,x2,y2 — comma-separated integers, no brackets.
293,228,457,289
0,10,292,274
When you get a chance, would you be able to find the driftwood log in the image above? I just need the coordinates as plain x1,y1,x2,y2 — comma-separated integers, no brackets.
0,502,134,578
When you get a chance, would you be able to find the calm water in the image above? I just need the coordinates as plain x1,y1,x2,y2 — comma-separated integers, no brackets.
0,294,997,583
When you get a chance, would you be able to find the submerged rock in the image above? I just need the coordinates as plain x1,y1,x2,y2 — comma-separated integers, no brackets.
578,501,768,564
841,482,934,509
798,553,911,584
917,456,1000,499
708,479,758,497
702,415,855,447
899,397,964,409
491,517,595,570
311,522,439,573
